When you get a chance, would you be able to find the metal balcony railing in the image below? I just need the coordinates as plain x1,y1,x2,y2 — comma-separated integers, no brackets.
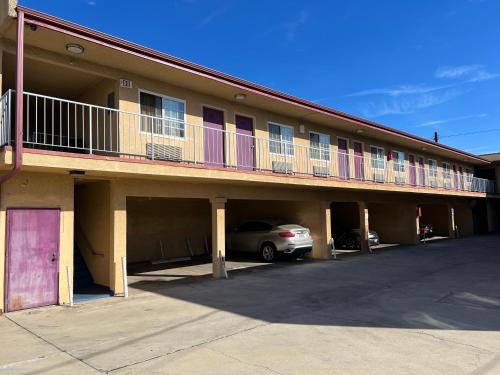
0,90,496,194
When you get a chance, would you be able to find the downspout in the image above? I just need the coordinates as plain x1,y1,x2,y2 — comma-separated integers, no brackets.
0,9,24,186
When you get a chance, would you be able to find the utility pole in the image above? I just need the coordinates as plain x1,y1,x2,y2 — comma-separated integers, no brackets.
433,131,439,143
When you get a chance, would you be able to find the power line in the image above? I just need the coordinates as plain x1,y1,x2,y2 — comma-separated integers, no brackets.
440,128,500,139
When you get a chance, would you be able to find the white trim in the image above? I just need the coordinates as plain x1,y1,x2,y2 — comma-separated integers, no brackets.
309,130,331,161
138,88,187,140
369,145,385,170
267,121,295,157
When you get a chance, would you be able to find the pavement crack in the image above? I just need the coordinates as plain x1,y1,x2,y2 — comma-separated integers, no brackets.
4,315,104,374
205,346,286,375
106,321,271,373
412,330,495,354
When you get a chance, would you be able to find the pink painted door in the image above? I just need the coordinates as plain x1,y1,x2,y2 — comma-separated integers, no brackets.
459,166,464,190
418,157,425,186
338,138,349,179
453,165,458,190
235,115,255,170
203,107,225,166
5,209,60,312
353,142,364,180
409,155,416,186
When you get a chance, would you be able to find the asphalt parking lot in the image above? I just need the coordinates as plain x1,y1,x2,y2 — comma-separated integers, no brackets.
1,234,500,374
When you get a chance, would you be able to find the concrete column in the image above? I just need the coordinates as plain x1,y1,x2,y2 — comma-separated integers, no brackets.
447,204,456,238
109,181,127,295
211,197,227,278
415,206,421,241
311,201,332,259
358,201,370,252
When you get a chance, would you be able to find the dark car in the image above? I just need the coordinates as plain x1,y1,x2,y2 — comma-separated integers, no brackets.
335,229,380,250
419,224,433,239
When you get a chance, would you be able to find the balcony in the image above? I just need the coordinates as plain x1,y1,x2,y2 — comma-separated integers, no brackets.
0,90,496,194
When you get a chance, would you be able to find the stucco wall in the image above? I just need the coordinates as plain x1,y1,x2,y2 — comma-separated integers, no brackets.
74,181,111,286
368,201,418,244
0,171,74,312
126,197,211,263
117,74,477,186
420,204,451,237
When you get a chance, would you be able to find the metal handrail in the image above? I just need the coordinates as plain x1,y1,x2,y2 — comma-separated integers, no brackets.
1,89,495,194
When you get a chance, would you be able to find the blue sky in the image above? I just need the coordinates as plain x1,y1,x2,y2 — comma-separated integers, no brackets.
22,0,500,154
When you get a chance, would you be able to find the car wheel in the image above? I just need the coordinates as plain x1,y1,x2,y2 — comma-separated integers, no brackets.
260,243,277,262
345,237,357,250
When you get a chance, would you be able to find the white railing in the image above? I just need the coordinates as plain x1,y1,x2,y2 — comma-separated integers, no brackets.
0,90,495,194
0,90,11,147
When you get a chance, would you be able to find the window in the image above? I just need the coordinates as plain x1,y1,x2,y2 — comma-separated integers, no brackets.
140,91,185,138
309,132,330,161
370,146,385,170
392,150,405,184
428,159,437,178
268,122,294,156
442,162,451,188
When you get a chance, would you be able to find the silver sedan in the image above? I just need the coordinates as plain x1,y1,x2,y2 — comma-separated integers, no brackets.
227,220,313,261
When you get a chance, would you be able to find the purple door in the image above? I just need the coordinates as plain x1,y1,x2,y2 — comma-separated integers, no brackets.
235,115,255,170
5,209,60,312
338,138,349,179
203,107,225,166
418,157,425,186
409,155,416,186
459,167,464,190
453,165,458,190
353,142,364,180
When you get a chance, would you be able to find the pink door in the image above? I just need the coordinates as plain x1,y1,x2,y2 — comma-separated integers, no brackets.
353,142,364,180
418,157,425,186
459,166,464,190
203,107,225,166
409,155,416,186
453,165,458,190
235,115,255,170
5,209,60,312
338,138,349,179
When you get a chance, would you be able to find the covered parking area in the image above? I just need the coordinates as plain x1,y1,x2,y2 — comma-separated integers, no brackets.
74,179,333,298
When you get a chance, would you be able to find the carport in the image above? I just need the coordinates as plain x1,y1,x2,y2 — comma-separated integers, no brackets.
368,200,419,245
226,199,329,259
419,203,452,238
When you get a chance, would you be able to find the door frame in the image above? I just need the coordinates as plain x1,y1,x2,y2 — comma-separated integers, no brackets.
408,153,417,185
5,207,61,312
201,104,227,166
336,136,350,179
352,140,364,180
234,112,256,169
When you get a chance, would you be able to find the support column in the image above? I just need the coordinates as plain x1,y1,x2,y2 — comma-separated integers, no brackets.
109,181,127,295
358,201,370,252
448,203,456,238
416,206,421,242
311,201,332,259
211,197,227,278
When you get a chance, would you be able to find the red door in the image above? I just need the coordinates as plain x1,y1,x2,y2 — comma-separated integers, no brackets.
5,209,60,312
203,107,225,166
409,155,416,186
353,142,364,180
235,115,255,170
338,138,349,179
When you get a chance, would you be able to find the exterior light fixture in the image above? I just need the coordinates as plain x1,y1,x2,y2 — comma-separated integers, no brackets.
69,170,85,177
234,93,247,100
66,43,84,54
421,147,427,151
356,129,364,134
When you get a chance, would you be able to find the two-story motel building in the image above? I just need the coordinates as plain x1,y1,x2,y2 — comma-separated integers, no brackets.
0,2,498,312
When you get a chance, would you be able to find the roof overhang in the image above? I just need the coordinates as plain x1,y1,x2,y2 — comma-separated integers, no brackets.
7,6,492,165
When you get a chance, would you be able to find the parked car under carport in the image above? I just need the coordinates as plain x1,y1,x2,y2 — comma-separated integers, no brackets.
226,220,313,261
